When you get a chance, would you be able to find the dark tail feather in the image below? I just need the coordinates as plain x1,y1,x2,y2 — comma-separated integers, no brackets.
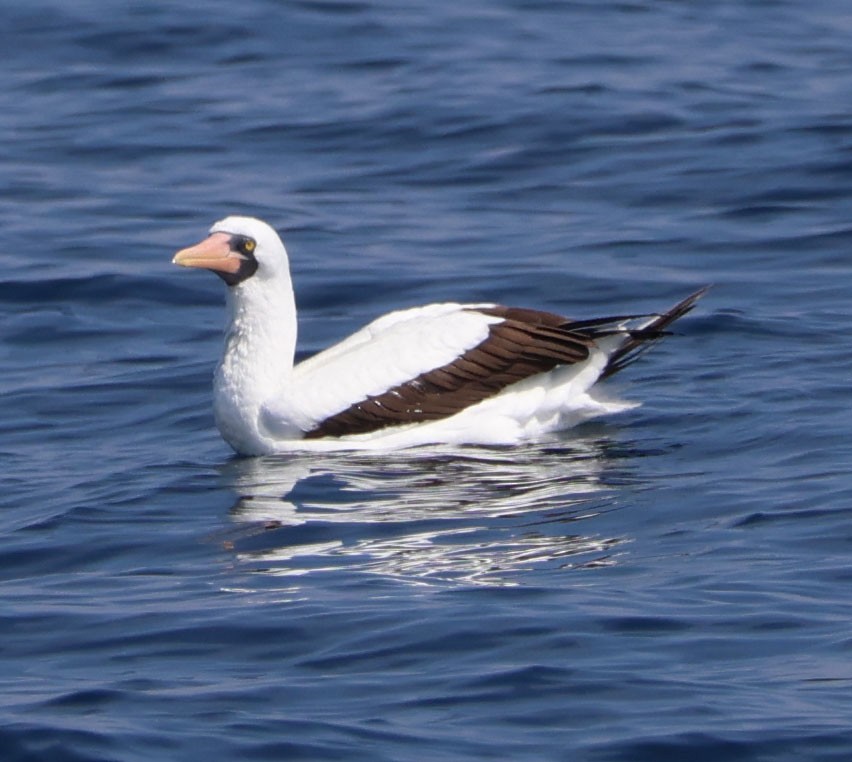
600,286,710,379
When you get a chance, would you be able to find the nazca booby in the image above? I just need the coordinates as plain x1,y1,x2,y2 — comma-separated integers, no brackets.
173,216,706,455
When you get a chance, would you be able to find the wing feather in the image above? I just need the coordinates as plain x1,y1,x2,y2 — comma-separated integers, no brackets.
300,307,599,439
259,290,706,441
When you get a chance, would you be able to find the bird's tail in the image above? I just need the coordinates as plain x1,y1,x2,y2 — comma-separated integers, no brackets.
571,286,709,379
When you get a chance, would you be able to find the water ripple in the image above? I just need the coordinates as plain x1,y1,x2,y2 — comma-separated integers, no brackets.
219,440,631,587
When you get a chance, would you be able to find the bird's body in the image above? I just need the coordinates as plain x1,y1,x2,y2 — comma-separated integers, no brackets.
173,216,705,456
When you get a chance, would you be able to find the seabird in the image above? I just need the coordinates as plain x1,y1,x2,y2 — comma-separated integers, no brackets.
173,216,706,455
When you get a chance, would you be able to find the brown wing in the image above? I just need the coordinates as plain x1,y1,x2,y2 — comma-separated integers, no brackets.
303,289,707,440
303,307,594,439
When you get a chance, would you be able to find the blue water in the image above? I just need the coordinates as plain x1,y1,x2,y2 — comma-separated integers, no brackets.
3,1,852,759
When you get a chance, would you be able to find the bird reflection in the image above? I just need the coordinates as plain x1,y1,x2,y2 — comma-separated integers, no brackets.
217,435,639,587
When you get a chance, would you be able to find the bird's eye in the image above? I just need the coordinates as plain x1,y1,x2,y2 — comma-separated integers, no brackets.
243,239,256,253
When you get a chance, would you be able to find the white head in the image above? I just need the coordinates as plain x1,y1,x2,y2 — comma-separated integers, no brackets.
172,215,291,290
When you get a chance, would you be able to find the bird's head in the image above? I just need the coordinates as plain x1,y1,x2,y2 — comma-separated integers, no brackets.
172,216,289,287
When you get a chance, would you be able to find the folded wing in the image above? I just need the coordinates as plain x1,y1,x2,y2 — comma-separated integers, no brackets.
260,290,706,440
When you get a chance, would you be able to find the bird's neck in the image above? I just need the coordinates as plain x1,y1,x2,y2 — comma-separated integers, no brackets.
213,279,298,454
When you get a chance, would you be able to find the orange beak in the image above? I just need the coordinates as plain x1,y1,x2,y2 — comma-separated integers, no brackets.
172,232,243,275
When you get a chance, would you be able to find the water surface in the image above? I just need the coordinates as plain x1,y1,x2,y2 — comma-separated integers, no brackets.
2,1,852,760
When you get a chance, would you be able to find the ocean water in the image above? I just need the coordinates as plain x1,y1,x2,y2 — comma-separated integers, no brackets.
2,1,852,760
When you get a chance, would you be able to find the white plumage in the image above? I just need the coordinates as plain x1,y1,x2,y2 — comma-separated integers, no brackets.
287,304,501,423
173,216,704,456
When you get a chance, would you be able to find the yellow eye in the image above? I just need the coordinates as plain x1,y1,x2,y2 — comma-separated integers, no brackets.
244,239,256,253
